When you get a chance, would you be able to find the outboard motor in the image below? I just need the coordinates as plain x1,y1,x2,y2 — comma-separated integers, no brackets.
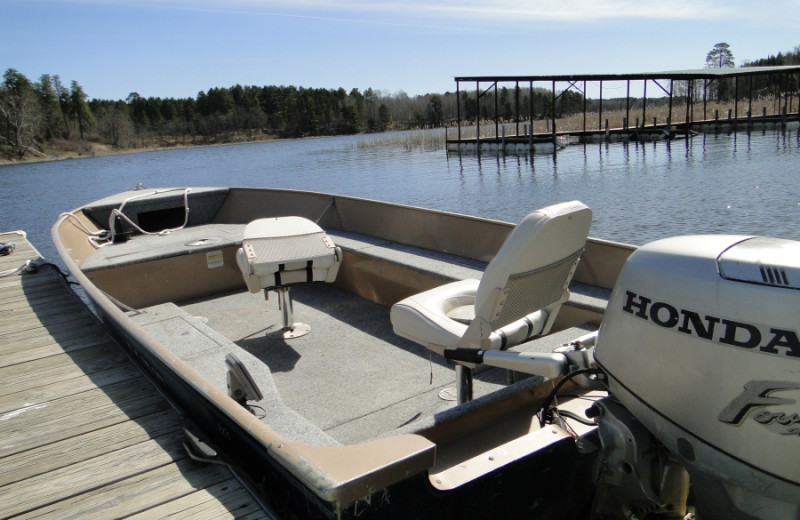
444,234,800,518
593,235,800,519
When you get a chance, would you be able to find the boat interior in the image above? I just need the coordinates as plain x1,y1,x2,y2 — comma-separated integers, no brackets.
56,186,634,493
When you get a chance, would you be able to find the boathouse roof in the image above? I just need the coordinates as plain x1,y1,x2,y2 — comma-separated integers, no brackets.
455,65,800,84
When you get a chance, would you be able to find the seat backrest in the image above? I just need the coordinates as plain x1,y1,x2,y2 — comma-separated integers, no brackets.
474,201,592,331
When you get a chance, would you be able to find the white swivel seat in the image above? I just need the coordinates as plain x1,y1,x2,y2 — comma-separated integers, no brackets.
237,216,342,339
390,201,592,403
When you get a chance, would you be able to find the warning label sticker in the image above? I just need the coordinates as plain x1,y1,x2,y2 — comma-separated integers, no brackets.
206,250,224,269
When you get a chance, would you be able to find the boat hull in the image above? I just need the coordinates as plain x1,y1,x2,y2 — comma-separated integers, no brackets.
53,187,624,518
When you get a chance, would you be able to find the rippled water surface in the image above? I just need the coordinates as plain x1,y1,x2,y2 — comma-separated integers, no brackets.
1,128,798,262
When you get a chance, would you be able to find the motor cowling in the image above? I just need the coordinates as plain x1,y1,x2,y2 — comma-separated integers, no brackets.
594,235,800,519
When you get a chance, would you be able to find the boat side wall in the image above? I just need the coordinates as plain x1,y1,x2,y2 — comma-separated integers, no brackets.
86,245,245,309
70,188,631,310
578,237,634,290
215,188,633,289
216,188,511,263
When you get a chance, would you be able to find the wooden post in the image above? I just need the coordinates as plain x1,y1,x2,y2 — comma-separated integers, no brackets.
794,73,799,115
668,79,674,130
748,75,753,129
456,81,462,142
685,79,692,137
494,81,499,141
551,80,557,148
515,81,520,138
583,80,587,133
476,81,480,157
626,80,631,132
599,80,604,133
733,76,739,129
529,81,534,142
642,80,648,128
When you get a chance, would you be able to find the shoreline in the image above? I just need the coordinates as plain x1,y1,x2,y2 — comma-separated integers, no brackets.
0,137,285,167
4,102,795,167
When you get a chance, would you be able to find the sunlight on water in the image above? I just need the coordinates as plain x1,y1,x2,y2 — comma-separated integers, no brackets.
1,129,798,263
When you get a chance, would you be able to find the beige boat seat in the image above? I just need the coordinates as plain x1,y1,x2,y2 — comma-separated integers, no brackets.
390,201,592,403
236,216,342,338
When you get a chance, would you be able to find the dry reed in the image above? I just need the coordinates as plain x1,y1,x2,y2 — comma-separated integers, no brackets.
354,96,791,151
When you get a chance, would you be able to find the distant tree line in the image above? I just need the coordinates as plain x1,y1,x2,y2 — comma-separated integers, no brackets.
741,44,800,102
2,44,798,159
0,67,597,159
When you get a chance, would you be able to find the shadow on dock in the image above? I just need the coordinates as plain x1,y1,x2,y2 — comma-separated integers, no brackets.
0,231,269,519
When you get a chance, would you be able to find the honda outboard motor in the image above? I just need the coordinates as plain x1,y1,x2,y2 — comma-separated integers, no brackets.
594,235,800,519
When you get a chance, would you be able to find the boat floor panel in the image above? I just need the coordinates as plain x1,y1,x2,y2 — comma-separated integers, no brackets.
176,283,511,445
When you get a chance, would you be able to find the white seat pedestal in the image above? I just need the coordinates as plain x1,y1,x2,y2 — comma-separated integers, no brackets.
269,286,311,339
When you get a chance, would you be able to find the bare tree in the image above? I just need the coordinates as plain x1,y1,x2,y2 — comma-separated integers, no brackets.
95,101,134,147
0,69,42,158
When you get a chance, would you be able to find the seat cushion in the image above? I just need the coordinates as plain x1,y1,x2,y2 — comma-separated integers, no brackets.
237,217,341,292
391,278,550,356
390,279,479,354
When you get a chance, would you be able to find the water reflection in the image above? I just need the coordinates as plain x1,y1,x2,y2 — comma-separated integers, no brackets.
1,128,797,264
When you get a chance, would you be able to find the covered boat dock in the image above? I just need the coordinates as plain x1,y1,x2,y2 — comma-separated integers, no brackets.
449,65,800,154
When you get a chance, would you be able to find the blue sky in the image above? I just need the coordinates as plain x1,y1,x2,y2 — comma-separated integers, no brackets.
3,0,799,101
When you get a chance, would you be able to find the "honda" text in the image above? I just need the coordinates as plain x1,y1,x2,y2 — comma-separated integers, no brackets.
621,290,800,359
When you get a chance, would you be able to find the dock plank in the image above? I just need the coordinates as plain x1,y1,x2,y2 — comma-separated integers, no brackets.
0,344,130,395
0,231,270,520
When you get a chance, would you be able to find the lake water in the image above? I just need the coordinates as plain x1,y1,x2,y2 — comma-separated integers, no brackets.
1,128,799,264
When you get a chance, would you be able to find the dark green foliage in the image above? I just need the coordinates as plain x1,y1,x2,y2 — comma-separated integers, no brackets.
743,45,800,100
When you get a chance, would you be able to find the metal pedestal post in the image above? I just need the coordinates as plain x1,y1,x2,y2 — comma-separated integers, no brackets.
455,364,473,404
267,286,311,339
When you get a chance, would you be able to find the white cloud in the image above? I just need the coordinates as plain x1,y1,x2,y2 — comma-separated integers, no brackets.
60,0,799,27
96,0,742,22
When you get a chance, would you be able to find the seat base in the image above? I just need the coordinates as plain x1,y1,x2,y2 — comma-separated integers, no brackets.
266,286,311,339
267,322,311,339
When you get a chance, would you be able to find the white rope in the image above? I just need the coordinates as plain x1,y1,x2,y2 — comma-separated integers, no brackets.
109,188,192,238
56,212,112,249
0,259,39,277
55,187,193,249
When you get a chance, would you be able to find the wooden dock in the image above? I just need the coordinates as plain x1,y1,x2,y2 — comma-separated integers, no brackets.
449,65,800,155
0,231,272,519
